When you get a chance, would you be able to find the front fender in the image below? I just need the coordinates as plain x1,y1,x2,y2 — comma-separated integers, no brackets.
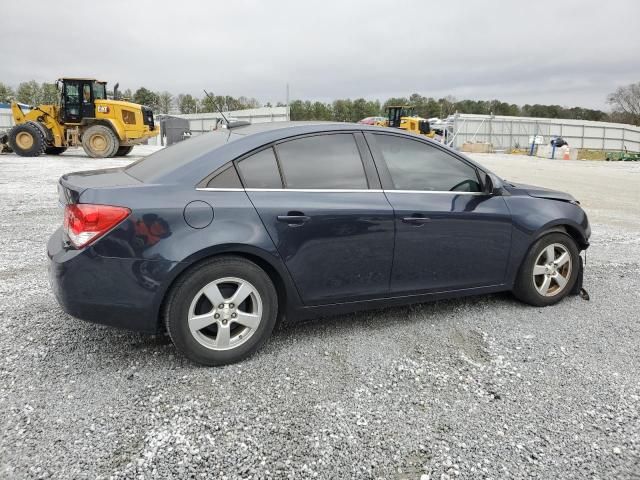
504,196,590,287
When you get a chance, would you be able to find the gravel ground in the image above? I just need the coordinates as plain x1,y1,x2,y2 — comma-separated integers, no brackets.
1,148,639,479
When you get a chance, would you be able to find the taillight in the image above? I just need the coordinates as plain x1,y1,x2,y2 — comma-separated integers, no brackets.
63,204,130,248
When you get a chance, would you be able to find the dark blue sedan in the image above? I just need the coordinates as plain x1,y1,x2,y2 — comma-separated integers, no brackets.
48,122,590,365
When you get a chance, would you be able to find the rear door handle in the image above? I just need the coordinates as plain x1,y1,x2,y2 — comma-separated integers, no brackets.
402,216,431,225
277,214,310,225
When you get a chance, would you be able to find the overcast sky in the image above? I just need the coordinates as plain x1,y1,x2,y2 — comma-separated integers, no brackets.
3,0,639,109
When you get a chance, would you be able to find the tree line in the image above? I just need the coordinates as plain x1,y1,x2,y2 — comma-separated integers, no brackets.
0,82,267,115
1,80,638,126
289,94,614,123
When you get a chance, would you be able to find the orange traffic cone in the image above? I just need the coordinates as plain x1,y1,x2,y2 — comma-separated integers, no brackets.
562,147,570,160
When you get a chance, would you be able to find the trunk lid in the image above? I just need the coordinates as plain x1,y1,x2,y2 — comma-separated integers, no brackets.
58,167,141,205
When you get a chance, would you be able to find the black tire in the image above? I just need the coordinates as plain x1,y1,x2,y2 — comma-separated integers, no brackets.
45,146,67,155
115,145,134,156
512,232,580,307
164,256,278,366
8,122,46,157
81,124,119,158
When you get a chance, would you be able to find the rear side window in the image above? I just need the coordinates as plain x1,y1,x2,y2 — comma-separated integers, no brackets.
206,165,243,188
275,134,368,189
237,147,283,189
374,134,481,192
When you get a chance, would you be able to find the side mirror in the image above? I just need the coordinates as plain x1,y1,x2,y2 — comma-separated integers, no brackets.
483,172,503,196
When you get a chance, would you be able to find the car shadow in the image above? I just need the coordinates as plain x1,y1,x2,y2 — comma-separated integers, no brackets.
276,292,516,338
52,291,519,369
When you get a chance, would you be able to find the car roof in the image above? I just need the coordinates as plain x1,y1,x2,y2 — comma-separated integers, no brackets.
228,121,380,136
127,121,490,185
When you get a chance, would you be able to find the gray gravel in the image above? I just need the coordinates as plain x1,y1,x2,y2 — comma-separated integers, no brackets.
1,148,639,479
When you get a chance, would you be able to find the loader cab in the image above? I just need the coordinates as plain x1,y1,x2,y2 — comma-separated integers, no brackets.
387,105,415,128
386,105,431,136
59,78,106,124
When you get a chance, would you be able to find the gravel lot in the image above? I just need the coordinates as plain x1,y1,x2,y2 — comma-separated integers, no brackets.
1,147,639,479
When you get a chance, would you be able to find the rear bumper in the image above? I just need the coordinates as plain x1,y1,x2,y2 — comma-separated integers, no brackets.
47,228,177,333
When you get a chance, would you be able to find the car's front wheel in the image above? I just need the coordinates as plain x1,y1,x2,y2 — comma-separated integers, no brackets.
165,256,278,366
513,232,579,307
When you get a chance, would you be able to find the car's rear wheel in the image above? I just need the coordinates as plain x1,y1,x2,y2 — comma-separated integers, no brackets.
164,256,278,366
513,232,579,306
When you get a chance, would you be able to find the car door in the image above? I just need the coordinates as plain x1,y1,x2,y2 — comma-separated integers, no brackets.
365,132,512,294
63,81,81,123
239,132,395,305
80,81,96,119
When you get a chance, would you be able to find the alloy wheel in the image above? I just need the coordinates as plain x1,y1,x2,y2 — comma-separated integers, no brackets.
187,277,263,351
532,243,572,297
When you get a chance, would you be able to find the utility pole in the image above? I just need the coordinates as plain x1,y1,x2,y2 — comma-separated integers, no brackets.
285,83,290,121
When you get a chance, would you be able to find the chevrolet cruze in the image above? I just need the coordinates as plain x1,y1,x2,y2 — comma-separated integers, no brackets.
48,122,590,365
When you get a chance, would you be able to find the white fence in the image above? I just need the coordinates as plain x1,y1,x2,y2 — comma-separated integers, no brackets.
0,106,290,134
450,114,640,152
1,106,290,146
176,106,289,135
0,109,13,129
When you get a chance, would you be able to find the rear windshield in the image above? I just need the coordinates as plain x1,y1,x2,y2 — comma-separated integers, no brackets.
126,131,240,182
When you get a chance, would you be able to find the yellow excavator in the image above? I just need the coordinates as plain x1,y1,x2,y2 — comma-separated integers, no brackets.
1,78,159,158
375,105,434,138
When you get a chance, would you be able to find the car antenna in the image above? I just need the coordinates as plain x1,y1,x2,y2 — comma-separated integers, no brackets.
203,90,229,127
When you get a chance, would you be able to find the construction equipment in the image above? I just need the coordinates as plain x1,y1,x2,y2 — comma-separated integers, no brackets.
375,105,434,138
606,148,640,161
2,78,159,158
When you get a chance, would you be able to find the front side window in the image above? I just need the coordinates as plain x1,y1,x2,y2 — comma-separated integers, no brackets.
237,147,282,189
275,134,368,189
374,134,481,192
83,84,92,103
65,83,80,104
93,82,107,100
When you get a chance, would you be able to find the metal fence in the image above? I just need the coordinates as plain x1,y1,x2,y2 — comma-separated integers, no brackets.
0,106,290,146
449,114,640,152
0,106,289,132
0,110,13,129
175,107,289,135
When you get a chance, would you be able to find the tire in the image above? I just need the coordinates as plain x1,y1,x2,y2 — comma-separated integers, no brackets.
164,256,278,366
115,145,134,156
8,122,46,157
513,232,579,307
45,146,67,155
81,124,119,158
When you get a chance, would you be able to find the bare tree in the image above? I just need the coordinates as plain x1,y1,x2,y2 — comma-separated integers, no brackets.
157,91,174,114
608,82,640,125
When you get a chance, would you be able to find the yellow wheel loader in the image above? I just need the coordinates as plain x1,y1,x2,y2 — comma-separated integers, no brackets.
3,78,159,158
375,105,434,138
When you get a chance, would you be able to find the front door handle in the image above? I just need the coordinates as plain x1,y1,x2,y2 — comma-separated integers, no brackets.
277,213,310,225
402,216,431,225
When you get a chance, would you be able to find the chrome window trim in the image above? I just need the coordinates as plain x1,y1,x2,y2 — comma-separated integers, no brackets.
197,187,485,195
385,190,485,195
246,188,382,193
196,187,246,192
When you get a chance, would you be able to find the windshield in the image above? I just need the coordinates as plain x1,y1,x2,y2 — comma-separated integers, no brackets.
125,131,239,182
93,82,107,100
